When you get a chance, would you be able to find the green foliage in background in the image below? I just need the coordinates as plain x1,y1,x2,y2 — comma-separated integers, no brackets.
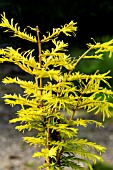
92,162,113,170
0,12,113,170
74,35,113,76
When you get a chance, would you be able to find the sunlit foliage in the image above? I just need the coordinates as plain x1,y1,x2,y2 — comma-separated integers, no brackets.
0,13,113,170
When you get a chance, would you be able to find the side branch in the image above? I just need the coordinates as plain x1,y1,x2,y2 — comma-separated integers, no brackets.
69,93,83,121
68,46,93,75
68,47,93,120
69,75,93,121
75,46,93,67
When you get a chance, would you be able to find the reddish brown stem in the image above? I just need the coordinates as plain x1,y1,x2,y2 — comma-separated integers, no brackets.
36,26,51,170
36,26,43,104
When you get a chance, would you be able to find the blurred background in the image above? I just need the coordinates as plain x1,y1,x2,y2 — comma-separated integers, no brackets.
0,0,113,170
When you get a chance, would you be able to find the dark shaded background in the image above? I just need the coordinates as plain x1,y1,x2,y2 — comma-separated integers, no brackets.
0,0,113,47
0,0,113,84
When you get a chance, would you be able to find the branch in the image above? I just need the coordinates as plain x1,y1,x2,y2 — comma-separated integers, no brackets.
75,46,93,67
36,26,43,102
68,46,93,75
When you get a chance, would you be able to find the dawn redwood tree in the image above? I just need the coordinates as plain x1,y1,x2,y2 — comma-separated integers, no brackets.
0,12,113,170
